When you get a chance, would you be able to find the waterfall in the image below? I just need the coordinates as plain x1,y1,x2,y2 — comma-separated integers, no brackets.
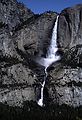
36,15,60,107
47,15,59,60
37,68,47,106
37,80,45,106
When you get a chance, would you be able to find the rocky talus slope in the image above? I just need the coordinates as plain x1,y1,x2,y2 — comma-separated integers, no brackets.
0,0,82,107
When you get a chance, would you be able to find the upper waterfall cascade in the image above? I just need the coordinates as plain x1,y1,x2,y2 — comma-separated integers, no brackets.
36,15,60,106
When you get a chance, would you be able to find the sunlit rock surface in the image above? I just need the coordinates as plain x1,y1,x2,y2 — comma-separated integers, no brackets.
0,0,82,108
48,4,82,107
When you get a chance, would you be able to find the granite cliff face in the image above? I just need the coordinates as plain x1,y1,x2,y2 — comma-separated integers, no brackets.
48,4,82,107
0,0,82,107
0,0,57,106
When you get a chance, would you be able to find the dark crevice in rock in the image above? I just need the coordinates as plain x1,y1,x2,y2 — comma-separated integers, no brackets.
13,14,40,32
79,10,82,22
24,42,36,50
0,83,33,89
0,56,21,68
64,15,71,37
67,81,82,87
0,22,6,28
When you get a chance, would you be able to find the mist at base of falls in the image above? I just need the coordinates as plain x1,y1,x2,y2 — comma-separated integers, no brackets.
35,15,61,107
36,54,60,69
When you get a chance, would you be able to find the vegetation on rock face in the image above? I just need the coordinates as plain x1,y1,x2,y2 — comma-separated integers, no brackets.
0,22,5,28
0,101,82,120
62,45,82,67
0,0,82,119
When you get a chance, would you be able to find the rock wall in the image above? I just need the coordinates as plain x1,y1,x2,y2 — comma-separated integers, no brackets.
0,0,82,107
0,0,57,106
48,4,82,107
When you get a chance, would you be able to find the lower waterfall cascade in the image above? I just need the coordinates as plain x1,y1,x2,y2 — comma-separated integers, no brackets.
36,15,61,107
37,68,48,106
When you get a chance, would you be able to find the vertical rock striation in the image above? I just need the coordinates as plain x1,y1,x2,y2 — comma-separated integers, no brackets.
0,0,57,106
0,0,82,107
48,4,82,107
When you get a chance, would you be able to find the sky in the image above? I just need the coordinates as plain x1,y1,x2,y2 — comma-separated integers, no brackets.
17,0,82,14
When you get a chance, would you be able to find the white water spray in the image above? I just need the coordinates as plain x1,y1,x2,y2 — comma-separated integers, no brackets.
37,80,45,107
37,15,60,106
37,68,47,106
47,15,60,60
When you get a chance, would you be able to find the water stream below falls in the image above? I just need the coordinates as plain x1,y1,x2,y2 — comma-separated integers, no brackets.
36,15,60,107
